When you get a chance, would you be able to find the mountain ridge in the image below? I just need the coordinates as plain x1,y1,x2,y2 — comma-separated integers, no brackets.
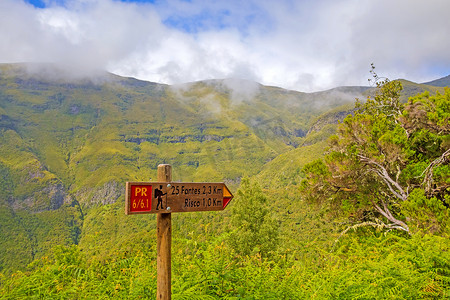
3,62,448,93
422,74,450,87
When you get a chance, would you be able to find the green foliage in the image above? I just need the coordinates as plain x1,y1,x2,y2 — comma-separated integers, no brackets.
0,162,13,200
356,64,404,120
228,178,279,257
77,201,157,259
0,205,34,274
316,232,450,299
2,224,449,299
402,188,449,234
0,245,158,299
0,204,83,275
256,141,327,193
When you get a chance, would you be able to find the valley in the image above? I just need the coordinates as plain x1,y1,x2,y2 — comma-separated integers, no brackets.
0,63,448,298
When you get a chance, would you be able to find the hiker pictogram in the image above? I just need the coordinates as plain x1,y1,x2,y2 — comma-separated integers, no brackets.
155,185,166,210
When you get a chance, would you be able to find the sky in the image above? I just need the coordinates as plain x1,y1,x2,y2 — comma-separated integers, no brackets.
1,0,449,92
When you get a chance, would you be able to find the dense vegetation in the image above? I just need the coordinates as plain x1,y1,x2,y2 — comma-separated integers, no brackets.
301,67,450,236
0,64,449,298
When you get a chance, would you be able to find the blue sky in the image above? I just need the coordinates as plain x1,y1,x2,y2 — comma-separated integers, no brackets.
2,0,449,91
24,0,270,34
26,0,156,8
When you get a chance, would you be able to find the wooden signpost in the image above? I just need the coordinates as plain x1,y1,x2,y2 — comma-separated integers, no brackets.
125,164,233,300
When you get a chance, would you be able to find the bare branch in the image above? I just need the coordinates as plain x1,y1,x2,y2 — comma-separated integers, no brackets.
358,154,408,201
420,148,450,194
371,199,410,234
331,218,410,252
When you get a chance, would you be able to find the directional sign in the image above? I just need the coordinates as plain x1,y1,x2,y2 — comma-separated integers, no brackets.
125,182,233,214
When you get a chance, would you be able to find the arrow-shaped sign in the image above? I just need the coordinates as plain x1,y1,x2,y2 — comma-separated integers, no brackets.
125,182,234,215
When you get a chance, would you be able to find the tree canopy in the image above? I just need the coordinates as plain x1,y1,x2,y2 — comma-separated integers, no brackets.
301,68,450,236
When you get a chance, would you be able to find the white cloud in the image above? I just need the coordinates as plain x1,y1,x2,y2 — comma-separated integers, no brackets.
345,0,450,84
1,0,449,92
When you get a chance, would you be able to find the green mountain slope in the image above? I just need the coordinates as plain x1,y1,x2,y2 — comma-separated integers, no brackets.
0,63,363,272
422,74,450,87
0,63,364,211
0,63,448,274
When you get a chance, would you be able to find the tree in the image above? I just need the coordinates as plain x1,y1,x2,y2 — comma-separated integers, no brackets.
301,66,450,235
228,178,279,257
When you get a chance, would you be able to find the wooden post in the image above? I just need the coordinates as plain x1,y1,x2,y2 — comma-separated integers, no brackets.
157,164,172,300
